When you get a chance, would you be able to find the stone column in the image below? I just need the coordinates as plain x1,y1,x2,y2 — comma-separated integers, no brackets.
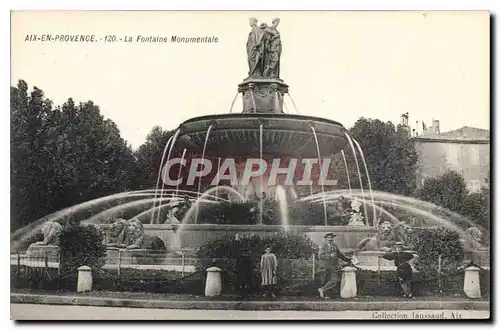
463,266,481,298
205,266,222,297
77,265,93,292
340,266,357,298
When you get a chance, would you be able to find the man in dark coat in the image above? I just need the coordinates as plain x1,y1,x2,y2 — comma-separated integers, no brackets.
381,241,414,298
318,233,352,299
235,248,254,295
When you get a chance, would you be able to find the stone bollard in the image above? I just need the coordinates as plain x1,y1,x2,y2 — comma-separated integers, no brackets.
205,267,222,297
340,266,357,298
77,265,93,292
463,266,481,298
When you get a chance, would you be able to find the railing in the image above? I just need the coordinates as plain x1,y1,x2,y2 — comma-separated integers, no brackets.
10,251,490,297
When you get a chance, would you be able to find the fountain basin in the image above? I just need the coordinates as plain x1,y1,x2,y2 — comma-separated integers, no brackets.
138,224,377,251
175,114,349,157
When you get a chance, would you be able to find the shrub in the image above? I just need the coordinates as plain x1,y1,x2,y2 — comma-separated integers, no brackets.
413,227,464,277
58,224,107,274
416,171,468,214
461,187,490,230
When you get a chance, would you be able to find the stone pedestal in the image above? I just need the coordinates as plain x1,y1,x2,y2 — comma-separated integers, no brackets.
340,266,357,298
205,266,222,297
25,244,59,262
463,266,481,299
238,78,289,113
77,265,92,292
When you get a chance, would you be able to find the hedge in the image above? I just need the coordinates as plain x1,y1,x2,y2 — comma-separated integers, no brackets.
11,264,489,298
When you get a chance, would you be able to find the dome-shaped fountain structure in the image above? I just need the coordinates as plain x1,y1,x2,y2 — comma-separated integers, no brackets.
176,114,348,158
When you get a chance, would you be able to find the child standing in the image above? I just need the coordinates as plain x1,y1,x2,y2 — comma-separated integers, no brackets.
381,242,414,298
260,246,278,298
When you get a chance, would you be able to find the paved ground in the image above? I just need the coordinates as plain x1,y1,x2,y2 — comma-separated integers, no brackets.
11,304,490,320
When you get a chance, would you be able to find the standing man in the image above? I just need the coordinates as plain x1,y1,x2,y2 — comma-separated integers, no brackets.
318,233,352,299
380,242,414,298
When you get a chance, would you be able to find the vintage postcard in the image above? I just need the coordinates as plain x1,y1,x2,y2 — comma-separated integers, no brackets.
10,10,490,320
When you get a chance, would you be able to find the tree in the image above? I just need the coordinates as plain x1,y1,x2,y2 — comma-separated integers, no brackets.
460,173,490,230
346,118,419,196
415,170,468,214
11,80,137,230
11,81,55,230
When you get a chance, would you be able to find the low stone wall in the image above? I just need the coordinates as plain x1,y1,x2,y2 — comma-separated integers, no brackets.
141,224,377,250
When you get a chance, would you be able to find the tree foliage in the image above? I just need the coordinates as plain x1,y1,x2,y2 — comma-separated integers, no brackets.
413,227,464,277
460,174,490,230
132,126,174,189
416,170,468,214
11,80,135,230
345,118,419,196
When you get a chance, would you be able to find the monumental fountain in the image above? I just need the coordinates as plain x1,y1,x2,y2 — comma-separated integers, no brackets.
11,17,489,272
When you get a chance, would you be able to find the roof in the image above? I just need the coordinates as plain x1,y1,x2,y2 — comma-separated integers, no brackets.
413,126,490,143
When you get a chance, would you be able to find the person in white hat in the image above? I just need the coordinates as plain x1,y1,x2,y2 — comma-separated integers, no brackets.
317,233,352,299
380,242,414,298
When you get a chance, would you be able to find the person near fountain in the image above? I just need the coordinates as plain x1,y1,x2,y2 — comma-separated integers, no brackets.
317,233,352,299
380,241,414,298
235,247,254,296
260,246,278,298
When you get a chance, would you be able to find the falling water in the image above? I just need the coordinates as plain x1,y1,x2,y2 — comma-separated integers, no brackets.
151,135,173,223
303,189,479,232
215,157,221,199
310,126,328,225
175,148,187,198
250,90,258,112
311,191,400,224
195,125,213,224
176,186,246,246
274,91,280,113
283,98,290,114
11,191,156,251
84,197,178,225
344,133,369,225
228,92,239,113
156,129,181,224
340,150,352,196
289,186,298,201
275,186,290,231
352,138,377,226
259,123,264,225
286,93,300,114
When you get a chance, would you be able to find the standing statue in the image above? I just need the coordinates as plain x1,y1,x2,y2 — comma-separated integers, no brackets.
247,17,265,77
246,17,282,79
262,18,282,79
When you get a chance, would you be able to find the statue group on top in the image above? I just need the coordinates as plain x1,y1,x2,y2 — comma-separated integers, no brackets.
246,17,282,79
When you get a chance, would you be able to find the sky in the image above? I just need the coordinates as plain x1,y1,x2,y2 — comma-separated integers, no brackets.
11,11,490,149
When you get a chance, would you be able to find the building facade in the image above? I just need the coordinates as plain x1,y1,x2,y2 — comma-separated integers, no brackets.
410,125,490,192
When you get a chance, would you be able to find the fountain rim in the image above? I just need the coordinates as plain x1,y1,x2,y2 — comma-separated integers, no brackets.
178,113,345,128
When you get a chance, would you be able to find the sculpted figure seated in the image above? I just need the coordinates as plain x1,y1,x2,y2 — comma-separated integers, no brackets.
356,221,397,252
107,218,166,251
33,220,63,245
